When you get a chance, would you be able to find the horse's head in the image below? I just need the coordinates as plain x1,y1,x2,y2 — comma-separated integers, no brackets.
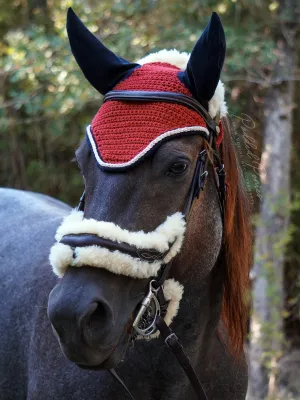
48,9,250,370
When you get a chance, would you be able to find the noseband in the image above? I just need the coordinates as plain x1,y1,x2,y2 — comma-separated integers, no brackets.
73,90,226,400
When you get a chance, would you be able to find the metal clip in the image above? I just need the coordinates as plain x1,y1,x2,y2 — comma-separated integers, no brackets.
133,280,161,337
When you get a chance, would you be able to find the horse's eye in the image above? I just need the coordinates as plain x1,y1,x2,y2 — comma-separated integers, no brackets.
166,162,188,176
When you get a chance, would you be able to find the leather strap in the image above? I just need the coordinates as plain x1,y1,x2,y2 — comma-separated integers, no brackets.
109,369,136,400
155,316,208,400
103,90,217,134
60,234,168,263
77,191,85,212
109,314,209,400
215,164,226,222
154,135,213,289
183,148,209,218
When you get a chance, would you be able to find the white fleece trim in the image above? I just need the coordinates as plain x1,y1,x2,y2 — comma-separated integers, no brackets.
209,80,227,119
87,125,209,169
50,211,186,278
49,243,74,276
50,242,162,278
138,49,227,119
138,49,190,70
163,278,184,325
55,210,186,254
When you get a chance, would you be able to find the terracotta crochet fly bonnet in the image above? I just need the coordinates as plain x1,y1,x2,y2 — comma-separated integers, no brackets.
67,9,227,170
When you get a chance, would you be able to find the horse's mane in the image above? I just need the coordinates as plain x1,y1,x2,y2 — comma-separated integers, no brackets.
139,50,252,356
220,116,252,357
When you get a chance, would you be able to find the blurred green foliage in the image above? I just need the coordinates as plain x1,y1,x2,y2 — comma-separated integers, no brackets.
1,0,278,204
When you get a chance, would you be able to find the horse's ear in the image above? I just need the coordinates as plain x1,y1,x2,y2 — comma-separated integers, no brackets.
66,8,139,95
180,12,226,104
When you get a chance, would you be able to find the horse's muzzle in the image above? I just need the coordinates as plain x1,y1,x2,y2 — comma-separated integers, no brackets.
47,266,146,368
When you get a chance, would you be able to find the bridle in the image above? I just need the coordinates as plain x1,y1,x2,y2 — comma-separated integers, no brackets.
73,90,226,400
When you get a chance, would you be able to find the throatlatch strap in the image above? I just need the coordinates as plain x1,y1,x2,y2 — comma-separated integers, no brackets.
155,316,208,400
109,369,136,400
77,190,85,211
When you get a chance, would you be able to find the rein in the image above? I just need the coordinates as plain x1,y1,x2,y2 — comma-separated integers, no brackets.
75,90,226,400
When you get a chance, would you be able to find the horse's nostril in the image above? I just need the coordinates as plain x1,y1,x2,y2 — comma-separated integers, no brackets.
81,301,113,346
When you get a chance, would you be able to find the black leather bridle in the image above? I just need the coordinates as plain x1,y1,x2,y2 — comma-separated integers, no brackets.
70,90,226,400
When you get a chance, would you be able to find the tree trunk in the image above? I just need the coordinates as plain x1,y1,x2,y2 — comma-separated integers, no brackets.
248,2,298,398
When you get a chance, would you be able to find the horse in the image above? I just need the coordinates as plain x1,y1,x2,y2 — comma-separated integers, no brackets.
0,9,252,400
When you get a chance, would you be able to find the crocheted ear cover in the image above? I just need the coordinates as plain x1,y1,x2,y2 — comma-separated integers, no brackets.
88,61,212,170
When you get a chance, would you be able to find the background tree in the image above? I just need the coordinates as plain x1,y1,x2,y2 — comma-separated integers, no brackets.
248,1,300,398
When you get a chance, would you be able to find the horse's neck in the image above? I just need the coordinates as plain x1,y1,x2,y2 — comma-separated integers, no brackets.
173,267,223,349
120,264,224,400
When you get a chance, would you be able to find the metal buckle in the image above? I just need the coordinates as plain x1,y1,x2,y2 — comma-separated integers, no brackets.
216,163,225,175
132,280,161,336
164,332,178,346
197,150,209,195
199,171,208,192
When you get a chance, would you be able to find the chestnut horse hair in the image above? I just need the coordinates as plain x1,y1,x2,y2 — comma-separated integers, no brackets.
219,116,252,357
